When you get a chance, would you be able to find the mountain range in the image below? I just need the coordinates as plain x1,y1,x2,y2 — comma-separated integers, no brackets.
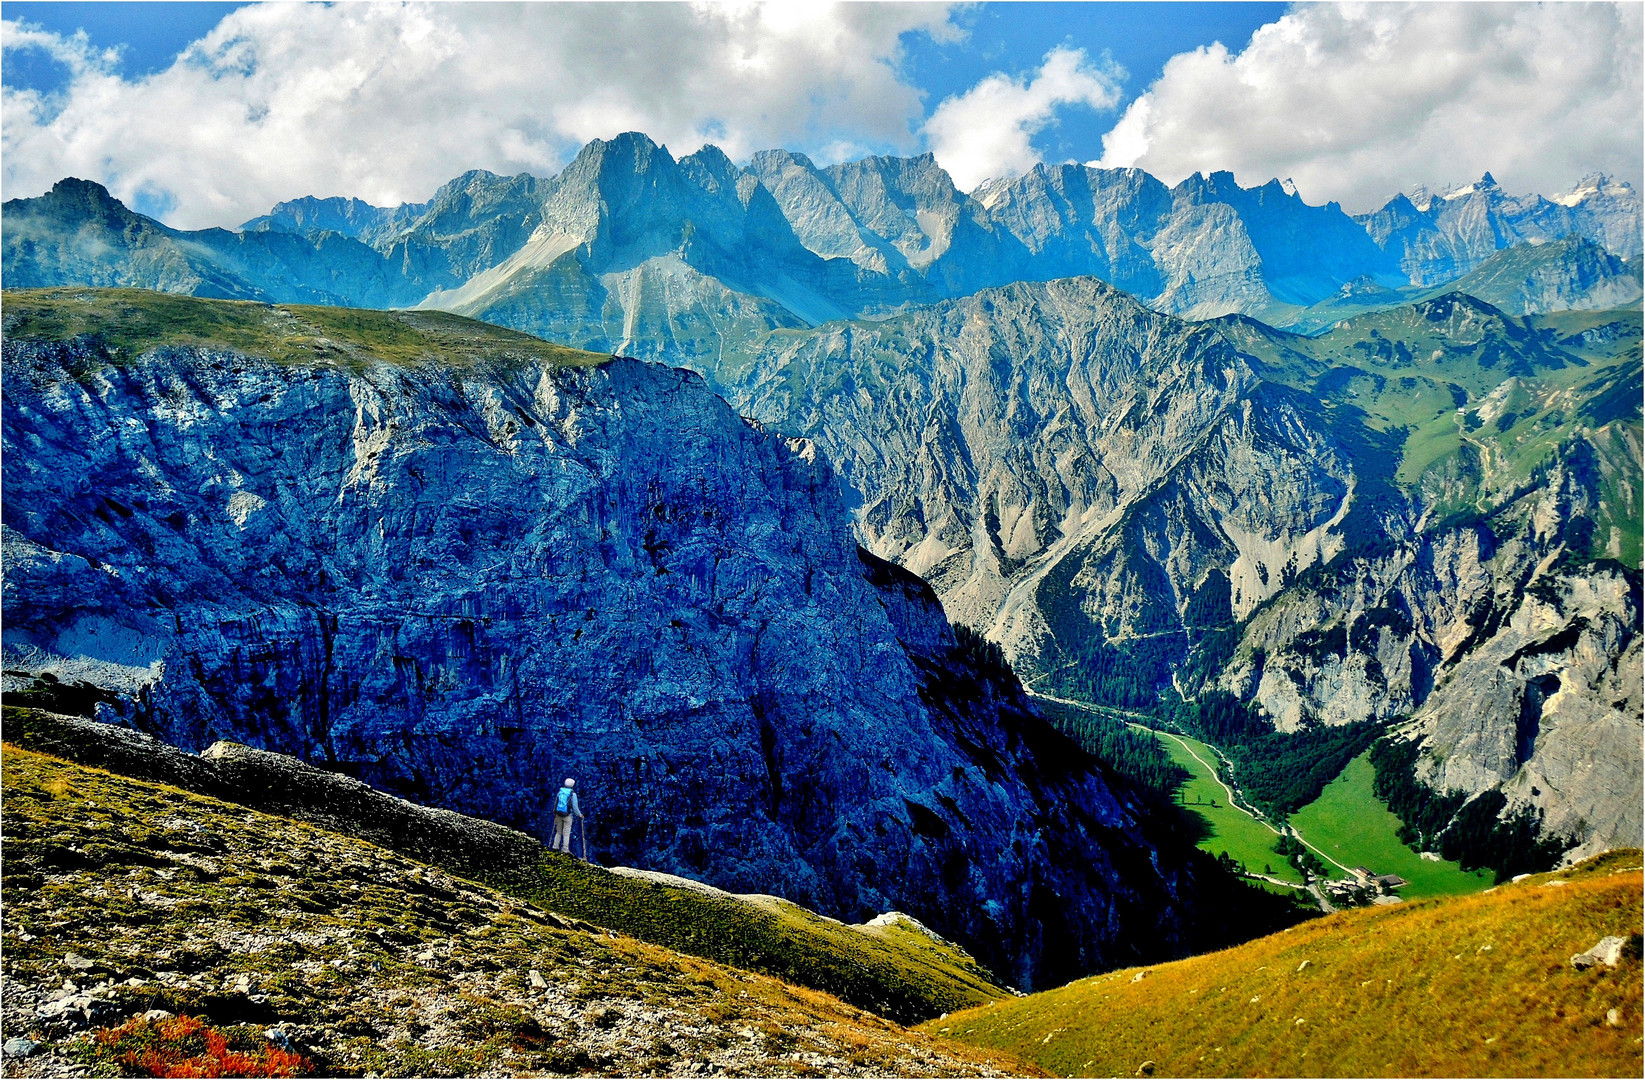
2,133,1641,944
4,134,1639,329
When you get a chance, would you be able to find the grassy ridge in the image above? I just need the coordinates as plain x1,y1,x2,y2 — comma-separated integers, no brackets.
1218,301,1643,565
1,745,1029,1077
486,858,1009,1025
1,706,1007,1025
1290,752,1492,900
1,287,610,370
924,851,1644,1078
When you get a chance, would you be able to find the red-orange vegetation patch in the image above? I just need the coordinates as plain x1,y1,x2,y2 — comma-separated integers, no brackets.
90,1014,311,1078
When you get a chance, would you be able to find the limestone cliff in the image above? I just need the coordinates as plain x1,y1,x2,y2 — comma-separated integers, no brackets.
690,280,1643,858
0,299,1271,991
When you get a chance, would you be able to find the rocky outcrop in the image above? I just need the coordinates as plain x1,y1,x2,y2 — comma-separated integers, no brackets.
0,322,1273,990
1410,565,1642,860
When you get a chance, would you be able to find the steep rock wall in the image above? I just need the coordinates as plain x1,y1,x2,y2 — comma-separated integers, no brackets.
1,339,1256,990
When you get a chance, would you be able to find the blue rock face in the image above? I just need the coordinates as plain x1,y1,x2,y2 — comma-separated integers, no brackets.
1,340,1261,990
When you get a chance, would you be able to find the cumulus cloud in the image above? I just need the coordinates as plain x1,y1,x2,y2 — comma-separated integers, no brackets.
923,45,1123,192
1095,2,1644,211
2,1,959,228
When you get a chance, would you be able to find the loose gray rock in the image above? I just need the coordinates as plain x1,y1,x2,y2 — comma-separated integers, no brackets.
35,993,116,1028
3,1038,39,1059
1571,936,1629,970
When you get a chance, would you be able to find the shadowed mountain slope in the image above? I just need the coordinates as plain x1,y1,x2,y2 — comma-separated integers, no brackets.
1,289,1295,995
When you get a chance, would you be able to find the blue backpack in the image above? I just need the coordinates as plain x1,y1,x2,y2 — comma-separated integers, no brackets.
556,786,573,813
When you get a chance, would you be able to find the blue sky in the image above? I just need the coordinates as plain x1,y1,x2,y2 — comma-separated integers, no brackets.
4,2,247,83
3,2,1638,228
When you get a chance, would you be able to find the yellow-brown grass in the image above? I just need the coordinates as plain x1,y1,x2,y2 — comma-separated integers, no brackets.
924,851,1643,1077
2,744,1038,1077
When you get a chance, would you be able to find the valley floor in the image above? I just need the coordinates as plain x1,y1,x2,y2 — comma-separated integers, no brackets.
1144,727,1493,905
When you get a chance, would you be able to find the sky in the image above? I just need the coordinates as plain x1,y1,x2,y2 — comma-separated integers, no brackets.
2,1,1640,230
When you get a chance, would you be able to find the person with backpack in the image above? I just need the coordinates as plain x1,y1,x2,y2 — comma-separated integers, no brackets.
552,777,583,855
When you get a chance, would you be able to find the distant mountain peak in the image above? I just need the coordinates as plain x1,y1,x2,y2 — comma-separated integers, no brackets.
46,177,128,212
1554,172,1637,207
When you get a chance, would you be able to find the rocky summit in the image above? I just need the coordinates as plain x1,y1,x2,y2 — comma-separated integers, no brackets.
0,291,1281,995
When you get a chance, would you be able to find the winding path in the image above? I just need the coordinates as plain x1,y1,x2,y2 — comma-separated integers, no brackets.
1027,689,1357,879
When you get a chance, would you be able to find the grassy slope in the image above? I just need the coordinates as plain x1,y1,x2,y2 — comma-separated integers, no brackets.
1148,729,1301,885
1290,752,1492,900
0,745,1032,1078
1,706,1008,1026
1219,302,1643,563
485,857,1008,1025
0,287,610,370
924,851,1644,1078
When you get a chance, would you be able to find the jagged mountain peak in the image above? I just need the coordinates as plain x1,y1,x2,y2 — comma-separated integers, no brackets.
241,193,419,241
9,177,141,225
679,143,740,189
572,129,676,174
747,146,821,174
10,138,1640,332
1555,171,1640,206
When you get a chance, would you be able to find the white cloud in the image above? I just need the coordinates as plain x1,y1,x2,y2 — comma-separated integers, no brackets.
923,45,1123,192
2,2,959,228
1095,2,1644,211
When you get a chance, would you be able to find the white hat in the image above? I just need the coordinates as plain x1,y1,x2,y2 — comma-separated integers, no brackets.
564,778,575,787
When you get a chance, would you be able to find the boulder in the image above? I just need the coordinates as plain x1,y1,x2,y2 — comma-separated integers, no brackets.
1571,936,1629,970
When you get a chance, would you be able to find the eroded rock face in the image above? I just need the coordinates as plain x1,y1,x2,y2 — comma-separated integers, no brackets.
1,340,1243,990
1413,567,1643,859
714,278,1361,682
686,278,1642,855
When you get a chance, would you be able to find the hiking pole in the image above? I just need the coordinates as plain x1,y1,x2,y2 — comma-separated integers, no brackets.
579,815,588,863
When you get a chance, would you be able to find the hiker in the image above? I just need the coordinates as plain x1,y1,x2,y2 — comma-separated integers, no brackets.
552,777,584,854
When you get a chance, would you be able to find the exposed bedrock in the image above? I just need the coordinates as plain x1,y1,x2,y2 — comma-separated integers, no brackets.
1,341,1266,990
